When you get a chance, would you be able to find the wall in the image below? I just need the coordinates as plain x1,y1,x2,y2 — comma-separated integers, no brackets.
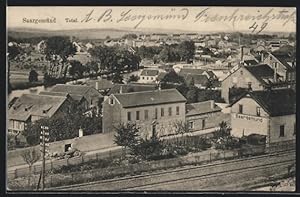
7,132,116,167
221,67,264,103
139,75,158,83
230,96,269,138
269,114,295,143
263,55,286,81
186,111,223,132
102,95,123,133
121,102,186,138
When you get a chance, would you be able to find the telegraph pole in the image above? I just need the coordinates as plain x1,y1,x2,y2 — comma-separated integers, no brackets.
40,126,49,190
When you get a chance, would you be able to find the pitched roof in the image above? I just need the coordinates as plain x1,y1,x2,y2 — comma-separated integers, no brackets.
184,74,209,86
157,72,167,81
206,71,217,79
243,64,280,86
244,59,259,65
108,84,157,95
39,91,85,102
113,89,187,108
86,79,114,90
186,100,222,116
140,69,159,76
229,89,296,116
270,52,295,71
179,68,205,76
8,94,68,121
50,84,102,98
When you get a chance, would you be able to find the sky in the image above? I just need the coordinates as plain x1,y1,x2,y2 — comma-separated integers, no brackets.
7,6,296,33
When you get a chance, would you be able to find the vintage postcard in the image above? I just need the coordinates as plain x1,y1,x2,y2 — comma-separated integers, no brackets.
6,6,296,192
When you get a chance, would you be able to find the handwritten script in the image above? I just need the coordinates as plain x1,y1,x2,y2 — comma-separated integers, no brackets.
63,7,296,33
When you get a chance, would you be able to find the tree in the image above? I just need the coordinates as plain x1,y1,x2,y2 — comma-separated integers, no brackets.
160,70,185,85
127,75,139,83
68,60,85,78
130,133,165,161
114,123,140,157
21,148,41,187
178,41,195,63
44,36,77,78
186,86,198,103
213,121,239,150
173,120,190,136
28,70,38,82
112,72,124,84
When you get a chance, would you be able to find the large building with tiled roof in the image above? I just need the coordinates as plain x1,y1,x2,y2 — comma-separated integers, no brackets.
50,84,103,109
229,89,296,145
8,94,74,134
221,64,290,103
102,89,187,137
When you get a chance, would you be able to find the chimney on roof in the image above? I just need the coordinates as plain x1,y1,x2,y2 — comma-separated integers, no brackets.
273,63,278,83
95,81,99,90
240,46,244,63
210,100,215,109
79,127,83,138
119,85,123,94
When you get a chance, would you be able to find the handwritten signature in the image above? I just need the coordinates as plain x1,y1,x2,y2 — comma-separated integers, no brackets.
76,7,295,33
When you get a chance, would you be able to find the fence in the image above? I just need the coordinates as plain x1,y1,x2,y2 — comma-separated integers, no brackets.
7,148,122,180
8,140,295,190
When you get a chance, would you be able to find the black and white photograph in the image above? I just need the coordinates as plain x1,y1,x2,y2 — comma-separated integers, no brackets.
6,6,296,192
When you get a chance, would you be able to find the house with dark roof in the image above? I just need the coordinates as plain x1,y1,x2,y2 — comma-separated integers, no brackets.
263,52,296,82
102,89,187,137
50,84,103,110
139,69,160,83
179,68,218,81
8,94,74,134
186,100,223,133
221,64,289,103
39,91,89,111
229,89,295,144
184,74,209,89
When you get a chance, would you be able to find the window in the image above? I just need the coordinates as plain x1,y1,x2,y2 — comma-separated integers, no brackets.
240,70,243,75
161,108,164,117
188,121,194,129
155,108,158,119
168,107,172,116
136,111,140,120
176,106,180,115
109,98,114,105
144,110,149,120
239,104,243,114
151,77,153,80
256,107,261,116
65,144,72,152
142,77,144,80
202,119,206,129
279,125,285,137
248,82,252,90
146,77,149,80
127,112,131,121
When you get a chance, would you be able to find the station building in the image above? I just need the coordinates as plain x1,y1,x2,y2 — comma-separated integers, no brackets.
229,89,296,145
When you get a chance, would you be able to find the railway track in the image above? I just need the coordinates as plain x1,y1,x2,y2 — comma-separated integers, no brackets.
53,149,295,191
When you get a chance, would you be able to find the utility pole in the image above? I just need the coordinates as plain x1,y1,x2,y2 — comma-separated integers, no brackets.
40,126,49,190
